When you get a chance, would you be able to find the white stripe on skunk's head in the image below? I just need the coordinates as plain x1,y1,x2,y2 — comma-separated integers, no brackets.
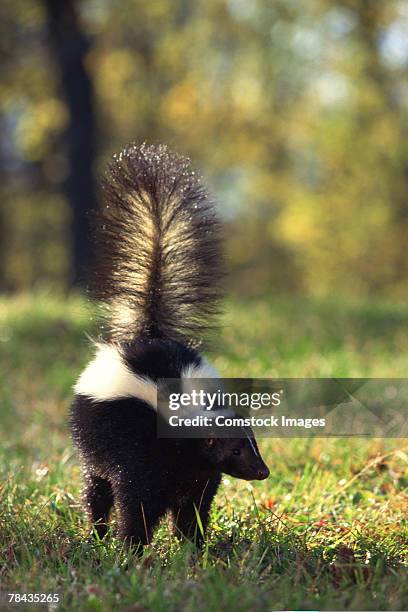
74,343,157,407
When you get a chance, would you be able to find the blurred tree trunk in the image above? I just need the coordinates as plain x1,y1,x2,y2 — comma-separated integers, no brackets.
0,206,4,290
352,0,408,283
44,0,96,287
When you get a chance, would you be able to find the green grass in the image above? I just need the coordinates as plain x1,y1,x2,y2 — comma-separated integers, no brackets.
0,293,407,611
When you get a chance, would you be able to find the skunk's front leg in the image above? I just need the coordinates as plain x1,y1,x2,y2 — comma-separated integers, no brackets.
172,475,221,546
113,479,165,553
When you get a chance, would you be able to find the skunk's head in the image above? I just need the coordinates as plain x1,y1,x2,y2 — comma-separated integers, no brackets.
198,433,269,481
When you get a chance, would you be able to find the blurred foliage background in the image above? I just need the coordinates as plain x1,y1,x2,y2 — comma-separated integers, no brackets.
1,0,408,298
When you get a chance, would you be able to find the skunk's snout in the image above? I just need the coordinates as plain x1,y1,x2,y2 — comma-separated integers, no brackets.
237,461,270,481
255,465,270,480
237,455,270,481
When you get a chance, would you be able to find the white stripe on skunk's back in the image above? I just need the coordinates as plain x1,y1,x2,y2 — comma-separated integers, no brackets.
74,343,157,407
182,359,219,380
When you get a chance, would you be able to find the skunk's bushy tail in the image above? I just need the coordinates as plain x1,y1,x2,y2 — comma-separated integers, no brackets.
91,143,224,346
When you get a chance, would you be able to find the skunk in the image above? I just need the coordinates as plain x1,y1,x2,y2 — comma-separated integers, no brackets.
71,143,269,550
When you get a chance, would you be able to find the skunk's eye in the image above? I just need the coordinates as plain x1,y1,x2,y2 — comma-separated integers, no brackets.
233,448,241,456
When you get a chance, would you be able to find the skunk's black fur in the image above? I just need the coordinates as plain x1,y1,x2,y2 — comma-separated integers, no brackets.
71,143,269,551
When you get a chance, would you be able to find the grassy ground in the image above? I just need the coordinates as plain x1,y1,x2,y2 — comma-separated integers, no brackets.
0,293,407,611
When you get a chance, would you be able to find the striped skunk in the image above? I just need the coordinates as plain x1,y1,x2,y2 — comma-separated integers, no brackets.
70,143,269,550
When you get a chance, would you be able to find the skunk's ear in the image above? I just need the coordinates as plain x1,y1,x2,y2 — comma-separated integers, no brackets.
205,436,216,448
